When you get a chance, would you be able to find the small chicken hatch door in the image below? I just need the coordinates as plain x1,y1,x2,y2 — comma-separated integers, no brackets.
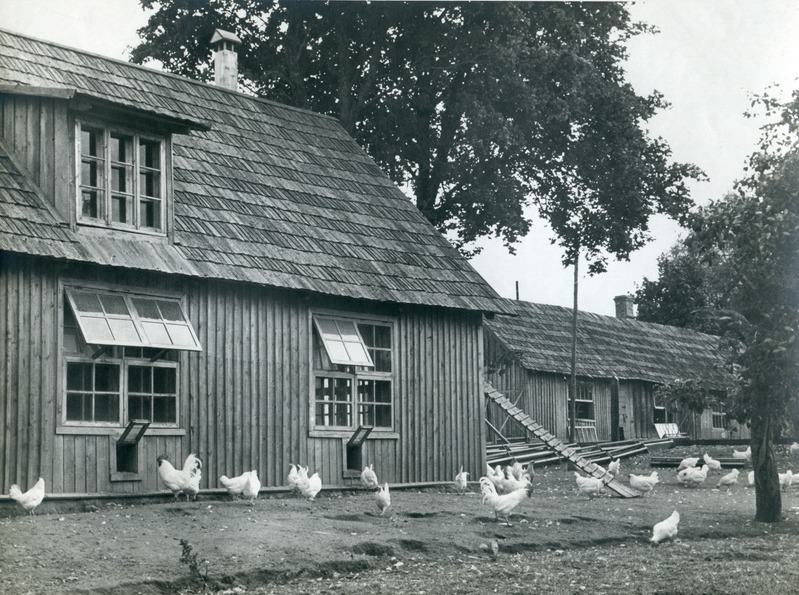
346,425,373,471
116,419,150,474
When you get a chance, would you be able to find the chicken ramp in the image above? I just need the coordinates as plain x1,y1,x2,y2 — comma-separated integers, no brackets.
484,382,640,498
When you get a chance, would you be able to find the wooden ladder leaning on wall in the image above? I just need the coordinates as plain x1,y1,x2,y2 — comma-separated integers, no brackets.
484,382,641,498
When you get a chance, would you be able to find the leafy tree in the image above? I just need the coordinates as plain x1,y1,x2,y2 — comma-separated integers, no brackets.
132,0,700,260
643,89,799,522
132,1,703,444
634,224,736,333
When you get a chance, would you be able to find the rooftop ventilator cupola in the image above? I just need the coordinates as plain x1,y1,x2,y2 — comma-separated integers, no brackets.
210,28,241,91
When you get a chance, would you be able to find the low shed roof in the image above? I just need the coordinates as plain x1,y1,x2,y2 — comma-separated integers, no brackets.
0,30,506,313
485,299,730,389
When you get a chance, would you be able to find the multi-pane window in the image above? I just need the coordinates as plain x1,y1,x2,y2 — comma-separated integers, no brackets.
654,397,675,424
712,410,726,430
66,361,121,423
78,123,164,232
567,381,595,423
313,315,393,431
61,287,197,428
128,364,178,424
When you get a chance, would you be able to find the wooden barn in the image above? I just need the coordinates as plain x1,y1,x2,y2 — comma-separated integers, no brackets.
484,297,748,444
0,29,507,498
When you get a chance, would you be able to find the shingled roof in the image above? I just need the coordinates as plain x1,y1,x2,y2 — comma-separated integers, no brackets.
0,29,507,313
485,299,730,389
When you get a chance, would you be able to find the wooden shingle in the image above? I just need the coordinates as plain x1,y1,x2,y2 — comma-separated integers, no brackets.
0,30,508,313
486,299,730,389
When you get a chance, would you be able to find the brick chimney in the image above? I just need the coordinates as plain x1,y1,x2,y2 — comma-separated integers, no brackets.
614,294,635,319
210,29,241,91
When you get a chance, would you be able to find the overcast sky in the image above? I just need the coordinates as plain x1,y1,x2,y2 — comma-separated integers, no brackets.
1,0,797,316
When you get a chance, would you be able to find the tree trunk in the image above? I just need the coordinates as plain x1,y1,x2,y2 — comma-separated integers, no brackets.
751,411,782,522
568,256,579,444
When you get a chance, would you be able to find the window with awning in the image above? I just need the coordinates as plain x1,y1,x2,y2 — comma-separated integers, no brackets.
311,314,393,433
312,316,373,367
64,288,201,351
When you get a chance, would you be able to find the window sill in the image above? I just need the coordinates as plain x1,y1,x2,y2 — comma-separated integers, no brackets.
110,472,143,482
57,426,186,437
309,429,399,440
76,220,168,239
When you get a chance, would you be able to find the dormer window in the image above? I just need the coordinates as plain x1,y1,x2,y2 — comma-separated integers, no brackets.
78,122,165,233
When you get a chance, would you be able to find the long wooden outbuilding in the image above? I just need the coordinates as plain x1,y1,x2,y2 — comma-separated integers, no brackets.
0,29,508,497
484,298,749,444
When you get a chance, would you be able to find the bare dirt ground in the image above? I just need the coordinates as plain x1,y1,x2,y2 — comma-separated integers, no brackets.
2,445,799,595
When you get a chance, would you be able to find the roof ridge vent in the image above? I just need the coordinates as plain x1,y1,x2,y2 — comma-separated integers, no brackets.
210,29,241,91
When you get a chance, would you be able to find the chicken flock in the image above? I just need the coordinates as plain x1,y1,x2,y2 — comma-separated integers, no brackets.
7,442,798,550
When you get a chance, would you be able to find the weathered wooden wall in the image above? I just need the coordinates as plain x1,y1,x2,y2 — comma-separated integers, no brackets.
0,253,485,495
485,329,615,442
0,94,72,217
484,328,749,443
676,410,751,441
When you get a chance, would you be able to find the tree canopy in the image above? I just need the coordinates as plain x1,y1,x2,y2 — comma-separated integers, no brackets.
634,207,737,333
637,88,799,522
132,0,701,265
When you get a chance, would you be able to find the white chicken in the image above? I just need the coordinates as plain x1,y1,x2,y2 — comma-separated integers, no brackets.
703,453,722,472
287,464,302,494
779,470,793,491
479,476,532,525
361,464,379,489
678,464,709,487
182,467,202,501
243,470,260,505
293,465,310,495
716,468,739,489
157,454,202,501
732,446,752,463
677,456,700,471
484,464,503,491
495,469,532,494
574,472,605,498
301,471,322,500
454,466,469,495
607,458,621,477
629,471,659,496
220,471,250,499
509,461,526,481
8,477,45,516
375,482,390,515
651,510,680,544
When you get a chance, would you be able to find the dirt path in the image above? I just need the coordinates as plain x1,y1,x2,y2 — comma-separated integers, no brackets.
2,449,799,594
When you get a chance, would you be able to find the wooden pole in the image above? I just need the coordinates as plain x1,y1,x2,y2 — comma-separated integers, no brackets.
569,252,579,444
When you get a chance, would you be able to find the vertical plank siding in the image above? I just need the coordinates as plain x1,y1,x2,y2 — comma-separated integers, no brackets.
1,254,485,495
0,95,69,213
485,326,751,443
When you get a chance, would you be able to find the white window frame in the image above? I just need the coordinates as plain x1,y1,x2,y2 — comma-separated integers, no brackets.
63,354,179,429
568,380,595,424
310,311,396,438
653,396,675,424
58,281,192,436
76,120,167,235
711,409,726,430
